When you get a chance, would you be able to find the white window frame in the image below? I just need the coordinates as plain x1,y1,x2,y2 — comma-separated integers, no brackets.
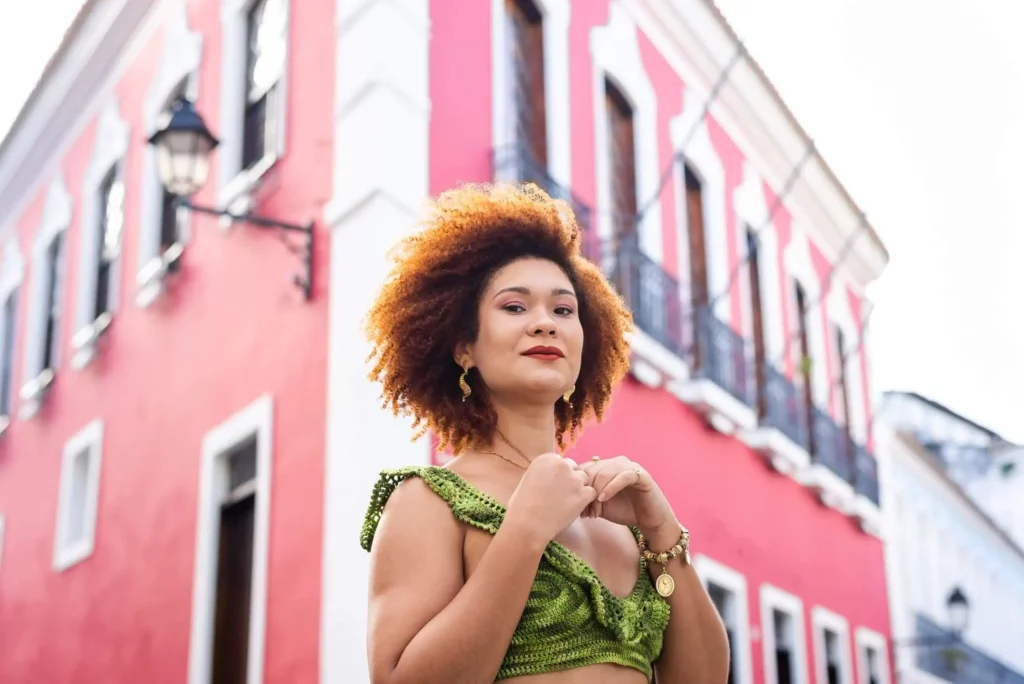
491,0,571,187
670,85,728,325
695,554,753,684
137,0,202,308
20,175,72,419
784,228,827,405
218,0,290,217
812,605,854,684
590,2,661,264
826,286,866,444
761,583,810,684
53,418,104,571
734,160,784,361
0,238,25,431
72,100,129,370
188,393,273,684
853,627,890,684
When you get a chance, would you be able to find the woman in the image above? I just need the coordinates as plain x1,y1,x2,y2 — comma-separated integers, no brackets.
360,184,730,683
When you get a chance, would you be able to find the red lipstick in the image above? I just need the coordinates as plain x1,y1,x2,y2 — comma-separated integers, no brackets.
522,346,564,361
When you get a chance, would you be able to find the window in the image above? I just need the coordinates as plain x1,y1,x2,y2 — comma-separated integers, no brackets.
94,166,124,320
605,79,637,245
40,233,65,376
833,326,850,433
761,584,808,684
506,0,546,174
22,177,71,417
242,0,286,172
794,281,814,449
686,164,710,313
53,419,104,571
190,395,272,684
696,555,753,684
747,227,766,417
0,287,18,422
812,606,852,684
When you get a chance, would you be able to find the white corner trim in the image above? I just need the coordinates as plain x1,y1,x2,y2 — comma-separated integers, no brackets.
761,583,810,684
33,176,73,257
591,2,662,263
53,418,104,571
695,554,754,684
671,87,728,322
491,0,571,187
812,606,854,684
188,393,273,684
218,0,290,213
854,626,891,684
137,0,202,300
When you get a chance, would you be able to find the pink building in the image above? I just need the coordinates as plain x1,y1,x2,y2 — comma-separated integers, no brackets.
0,1,890,683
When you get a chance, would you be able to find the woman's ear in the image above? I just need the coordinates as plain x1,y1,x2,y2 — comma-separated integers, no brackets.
452,343,473,371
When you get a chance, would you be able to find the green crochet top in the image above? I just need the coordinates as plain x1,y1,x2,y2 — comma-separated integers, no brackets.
360,466,671,681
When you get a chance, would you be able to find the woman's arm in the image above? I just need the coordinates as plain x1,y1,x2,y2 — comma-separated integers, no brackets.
641,521,731,684
367,477,547,684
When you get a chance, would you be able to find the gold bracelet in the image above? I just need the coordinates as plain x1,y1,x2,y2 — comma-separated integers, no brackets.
637,525,690,598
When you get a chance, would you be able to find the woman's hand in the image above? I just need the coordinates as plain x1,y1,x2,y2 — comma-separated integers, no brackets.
578,456,677,538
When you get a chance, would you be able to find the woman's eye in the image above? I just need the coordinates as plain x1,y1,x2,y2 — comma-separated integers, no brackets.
502,303,526,313
555,306,575,316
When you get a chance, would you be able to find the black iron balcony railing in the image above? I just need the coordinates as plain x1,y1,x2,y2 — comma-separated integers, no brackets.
811,406,854,482
760,362,810,450
692,306,754,408
492,145,593,235
607,240,686,358
853,443,880,506
913,614,1024,684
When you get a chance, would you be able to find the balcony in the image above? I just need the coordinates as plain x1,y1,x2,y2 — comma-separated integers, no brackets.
912,614,1024,684
798,407,856,510
738,362,811,475
851,443,882,535
669,306,758,434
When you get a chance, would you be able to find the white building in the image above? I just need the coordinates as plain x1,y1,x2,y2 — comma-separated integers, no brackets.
878,391,1024,684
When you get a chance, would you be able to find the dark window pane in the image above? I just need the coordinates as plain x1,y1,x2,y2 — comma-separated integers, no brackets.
43,232,65,371
0,289,18,415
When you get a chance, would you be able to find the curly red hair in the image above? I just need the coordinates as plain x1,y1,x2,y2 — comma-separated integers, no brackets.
365,183,633,454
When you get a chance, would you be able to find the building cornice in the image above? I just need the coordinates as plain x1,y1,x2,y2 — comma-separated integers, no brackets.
0,0,156,242
633,0,888,294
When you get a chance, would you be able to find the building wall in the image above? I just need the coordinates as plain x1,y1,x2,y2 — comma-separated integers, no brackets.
0,0,333,681
879,425,1024,679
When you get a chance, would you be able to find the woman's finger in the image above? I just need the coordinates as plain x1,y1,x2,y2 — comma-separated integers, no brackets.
597,466,643,502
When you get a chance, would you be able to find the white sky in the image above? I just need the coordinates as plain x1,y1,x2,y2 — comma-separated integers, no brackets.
1,0,1021,440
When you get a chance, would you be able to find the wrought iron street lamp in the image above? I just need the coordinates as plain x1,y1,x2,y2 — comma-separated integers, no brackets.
945,586,969,637
147,96,314,300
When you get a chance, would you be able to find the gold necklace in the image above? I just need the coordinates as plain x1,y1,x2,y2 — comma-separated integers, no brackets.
476,429,533,471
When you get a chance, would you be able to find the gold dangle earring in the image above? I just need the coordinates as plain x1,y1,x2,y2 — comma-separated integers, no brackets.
459,368,472,402
562,384,575,409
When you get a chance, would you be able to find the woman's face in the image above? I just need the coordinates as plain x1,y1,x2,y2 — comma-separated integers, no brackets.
460,257,583,404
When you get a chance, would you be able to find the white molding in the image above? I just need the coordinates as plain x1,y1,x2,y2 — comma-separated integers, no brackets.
671,86,728,322
322,3,433,681
491,0,571,187
591,2,662,263
137,0,202,306
73,99,129,370
189,393,273,684
695,554,754,684
738,427,811,476
854,627,891,684
0,239,25,299
0,239,25,419
21,176,72,414
53,418,104,571
761,583,810,684
811,605,854,684
217,0,290,217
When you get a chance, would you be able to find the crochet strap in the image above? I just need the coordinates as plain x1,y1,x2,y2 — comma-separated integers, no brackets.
360,466,506,552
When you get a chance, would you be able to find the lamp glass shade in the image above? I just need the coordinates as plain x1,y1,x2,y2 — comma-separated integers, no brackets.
947,587,969,634
155,129,215,197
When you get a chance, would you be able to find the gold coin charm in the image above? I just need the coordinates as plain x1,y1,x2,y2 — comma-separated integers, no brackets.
656,571,675,598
